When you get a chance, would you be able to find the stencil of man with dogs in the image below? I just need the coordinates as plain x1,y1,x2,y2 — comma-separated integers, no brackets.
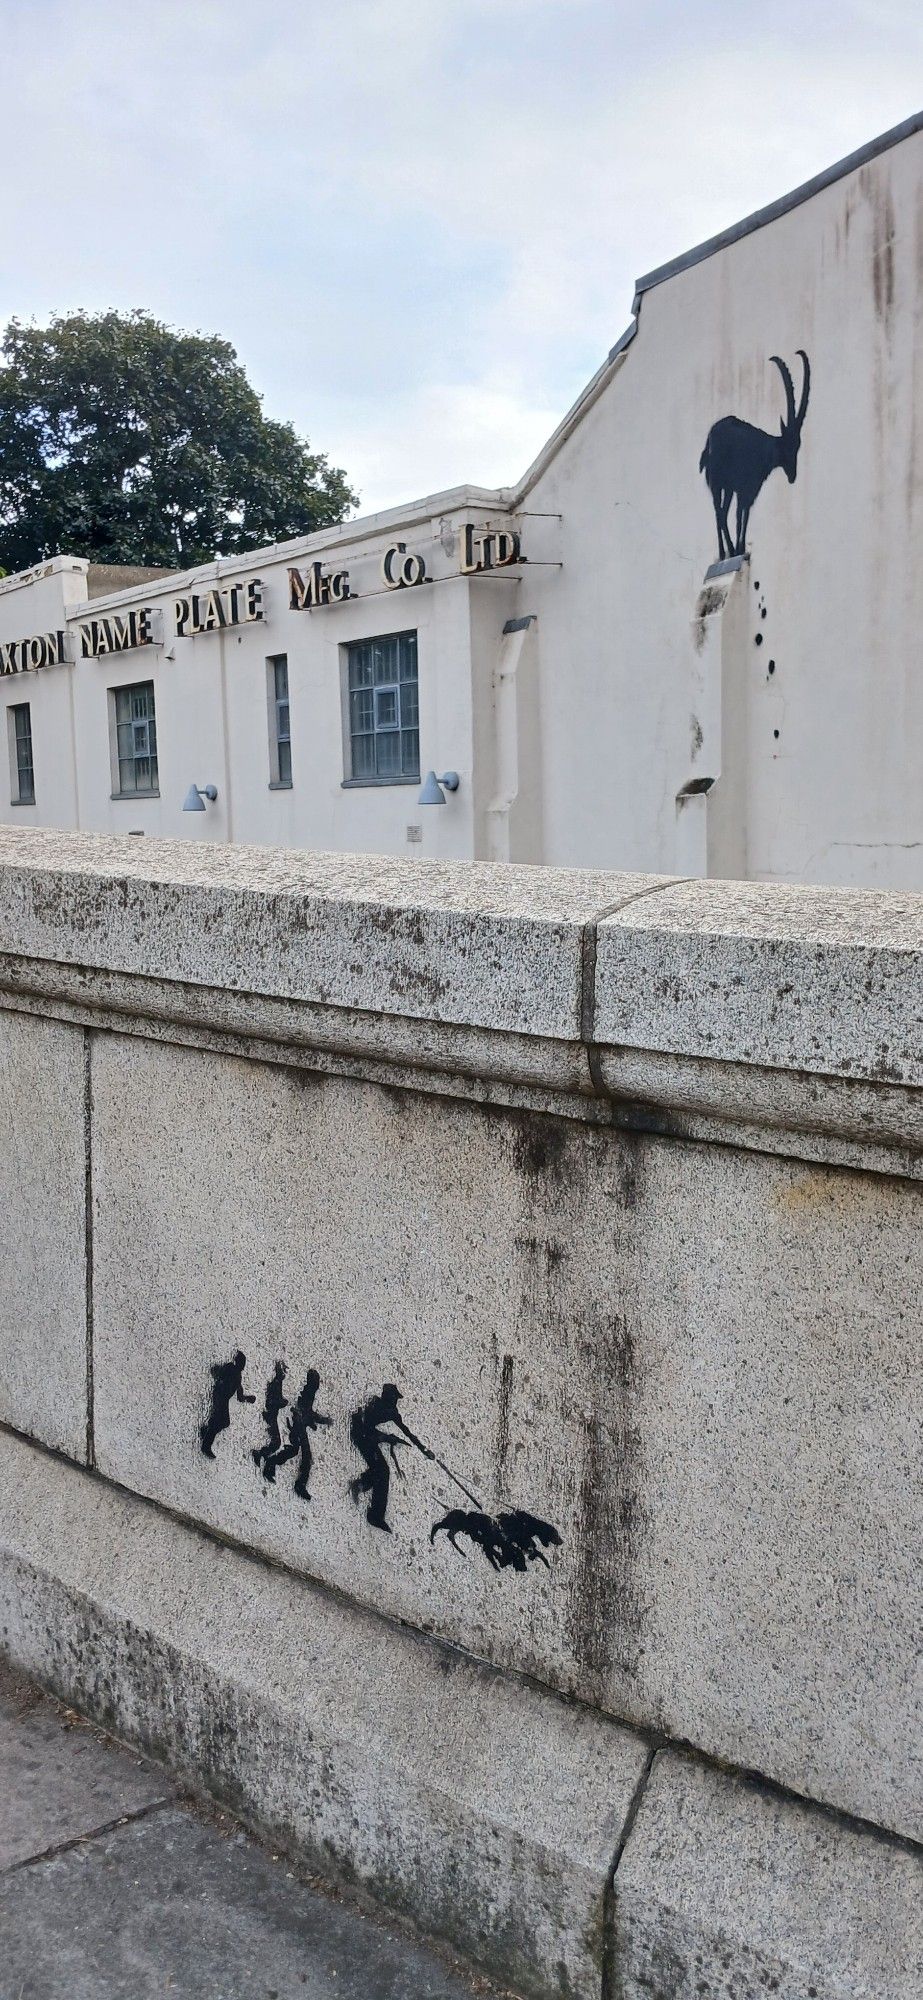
198,1352,561,1578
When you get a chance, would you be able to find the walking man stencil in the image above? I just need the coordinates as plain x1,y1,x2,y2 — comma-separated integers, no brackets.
261,1368,331,1500
349,1383,433,1532
199,1350,256,1458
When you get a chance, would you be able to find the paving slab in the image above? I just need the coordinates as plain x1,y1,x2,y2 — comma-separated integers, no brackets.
0,1804,486,2000
0,1665,486,2000
0,1659,173,1869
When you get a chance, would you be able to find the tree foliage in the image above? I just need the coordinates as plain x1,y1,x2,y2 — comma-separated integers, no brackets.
0,310,358,571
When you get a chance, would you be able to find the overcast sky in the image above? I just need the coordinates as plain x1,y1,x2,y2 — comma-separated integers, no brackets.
1,1,921,515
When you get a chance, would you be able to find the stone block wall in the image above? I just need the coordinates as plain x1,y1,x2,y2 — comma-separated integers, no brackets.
0,826,921,1998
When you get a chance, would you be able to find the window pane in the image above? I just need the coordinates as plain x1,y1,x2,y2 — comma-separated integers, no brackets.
113,682,156,795
350,688,373,733
346,634,418,783
349,645,372,689
277,738,292,787
352,733,375,778
273,656,289,700
12,702,34,803
375,686,398,729
276,701,290,741
376,730,400,776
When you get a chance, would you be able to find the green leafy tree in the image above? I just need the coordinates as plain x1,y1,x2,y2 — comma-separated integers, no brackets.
0,310,358,571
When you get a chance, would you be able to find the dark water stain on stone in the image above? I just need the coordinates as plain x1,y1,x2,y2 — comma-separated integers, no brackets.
565,1304,646,1704
496,1352,513,1490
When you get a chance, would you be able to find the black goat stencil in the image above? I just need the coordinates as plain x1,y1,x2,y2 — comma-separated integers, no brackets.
700,351,810,560
199,1349,256,1458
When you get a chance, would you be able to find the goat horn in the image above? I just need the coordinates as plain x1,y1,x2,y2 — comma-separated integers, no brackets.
794,349,811,430
770,354,796,430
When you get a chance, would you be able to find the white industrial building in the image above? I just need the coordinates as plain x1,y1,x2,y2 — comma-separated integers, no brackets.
2,109,923,888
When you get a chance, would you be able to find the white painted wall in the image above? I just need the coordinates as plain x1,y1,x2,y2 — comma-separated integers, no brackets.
2,118,923,887
519,122,923,886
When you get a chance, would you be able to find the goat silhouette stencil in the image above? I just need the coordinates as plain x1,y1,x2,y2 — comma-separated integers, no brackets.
700,351,810,560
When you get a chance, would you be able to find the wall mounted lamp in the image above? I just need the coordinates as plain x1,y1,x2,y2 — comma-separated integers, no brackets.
418,770,460,806
182,783,218,813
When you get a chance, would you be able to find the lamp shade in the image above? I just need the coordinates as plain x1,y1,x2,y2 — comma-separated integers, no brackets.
418,770,447,806
182,784,207,812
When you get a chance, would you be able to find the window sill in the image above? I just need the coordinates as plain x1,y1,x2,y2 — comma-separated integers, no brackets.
268,780,293,791
341,776,420,790
111,791,160,802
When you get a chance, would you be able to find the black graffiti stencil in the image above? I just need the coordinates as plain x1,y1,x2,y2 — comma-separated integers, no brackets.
348,1382,434,1532
430,1507,561,1572
700,351,810,560
252,1360,289,1472
257,1368,331,1501
199,1349,256,1458
198,1357,561,1580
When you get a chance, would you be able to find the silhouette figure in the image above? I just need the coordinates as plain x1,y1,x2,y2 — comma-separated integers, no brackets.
252,1361,289,1474
261,1368,331,1500
349,1383,434,1532
700,350,811,559
496,1510,562,1569
199,1350,255,1458
430,1504,562,1575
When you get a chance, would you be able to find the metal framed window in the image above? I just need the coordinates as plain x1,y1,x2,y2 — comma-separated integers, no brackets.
344,631,419,784
267,655,292,787
8,703,34,805
112,680,158,796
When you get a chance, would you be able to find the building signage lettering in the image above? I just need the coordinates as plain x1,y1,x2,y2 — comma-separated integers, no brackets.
0,629,68,676
288,561,350,611
288,525,524,612
78,608,155,658
174,579,263,637
382,543,428,590
460,525,521,573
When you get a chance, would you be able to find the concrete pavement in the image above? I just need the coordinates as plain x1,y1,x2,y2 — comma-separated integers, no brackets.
0,1661,494,2000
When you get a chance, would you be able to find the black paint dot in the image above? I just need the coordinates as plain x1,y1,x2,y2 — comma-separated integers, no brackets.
768,660,776,675
754,580,760,590
754,632,764,646
761,607,767,620
773,729,780,739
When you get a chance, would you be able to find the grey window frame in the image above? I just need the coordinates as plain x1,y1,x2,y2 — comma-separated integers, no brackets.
8,702,34,805
110,680,159,798
267,654,292,789
342,630,420,787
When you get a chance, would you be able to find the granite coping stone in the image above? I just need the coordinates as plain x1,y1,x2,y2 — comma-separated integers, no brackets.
0,827,667,1042
1,831,923,1091
596,875,923,1086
